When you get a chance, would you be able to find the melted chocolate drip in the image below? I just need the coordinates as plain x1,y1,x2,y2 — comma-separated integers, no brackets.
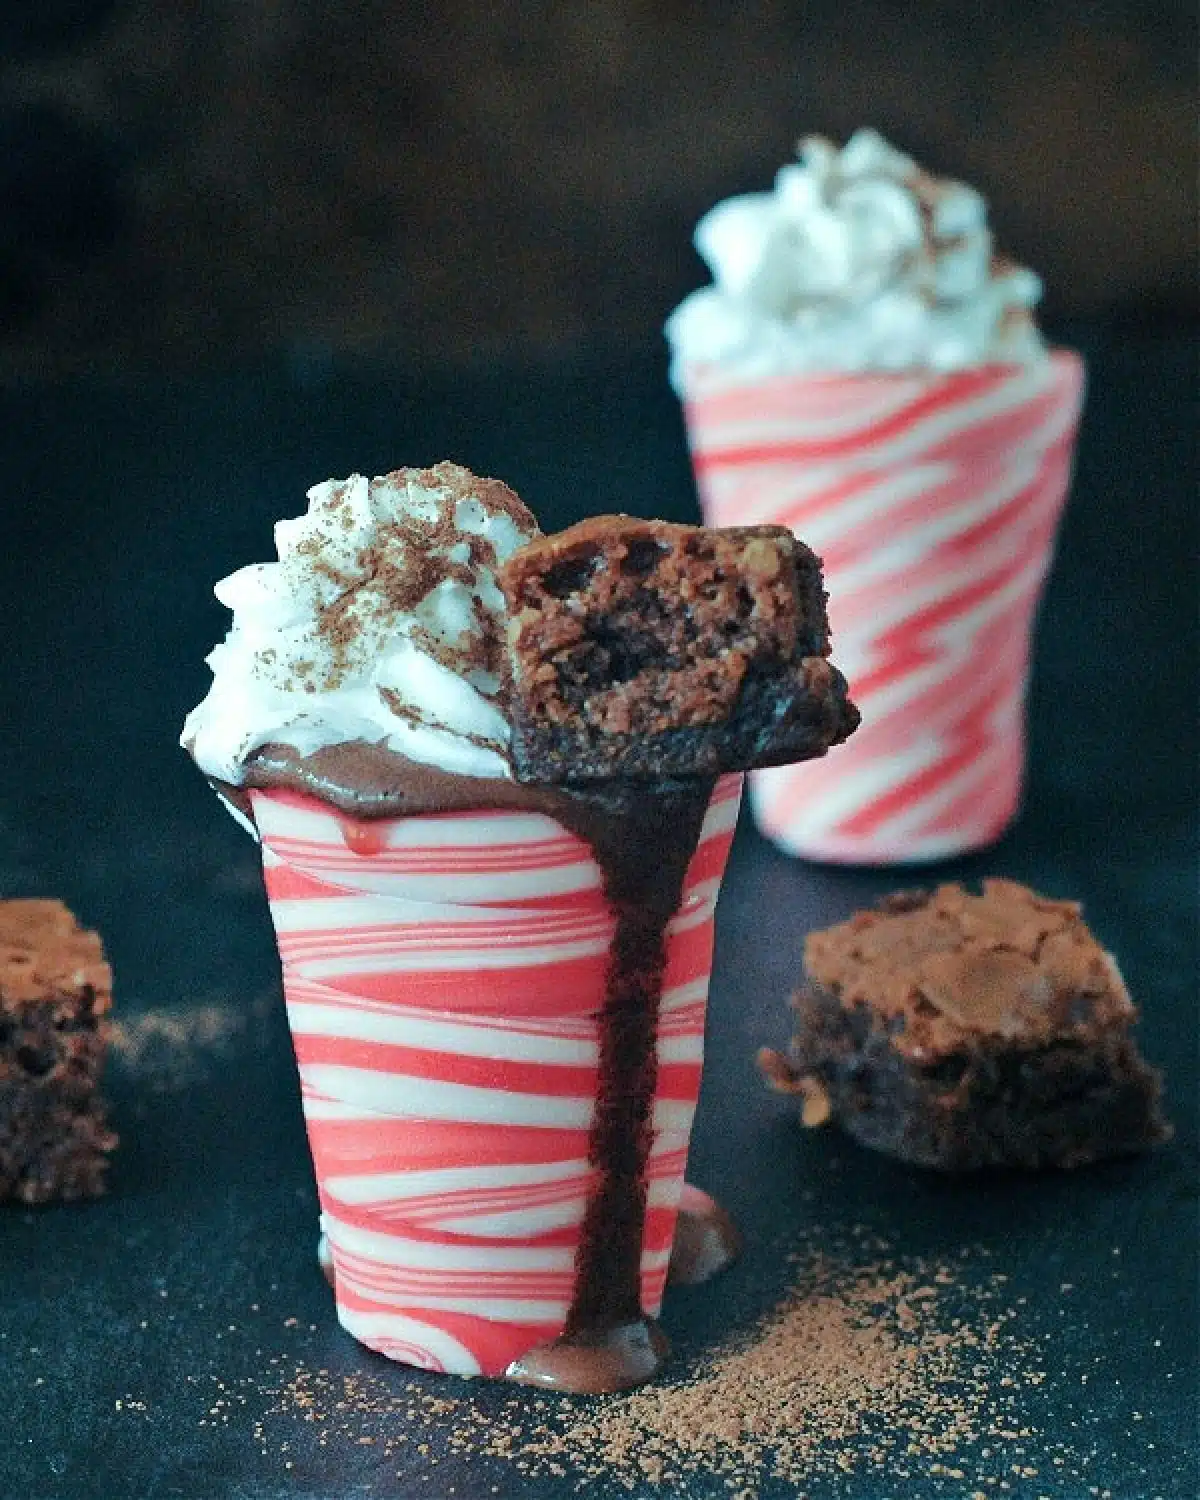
506,1320,669,1395
336,816,387,857
666,1186,743,1287
238,739,735,1392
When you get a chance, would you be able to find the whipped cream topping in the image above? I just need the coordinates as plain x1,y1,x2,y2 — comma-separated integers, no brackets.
183,463,539,783
666,129,1046,387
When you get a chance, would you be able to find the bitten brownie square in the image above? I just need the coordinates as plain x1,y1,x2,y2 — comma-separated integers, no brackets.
760,880,1171,1172
499,515,859,781
0,900,117,1203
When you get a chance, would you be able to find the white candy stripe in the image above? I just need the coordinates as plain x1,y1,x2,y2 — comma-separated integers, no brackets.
268,894,610,933
292,933,613,977
267,865,602,904
297,1064,595,1126
347,1294,572,1321
671,877,724,920
276,913,616,960
254,796,561,849
335,1308,483,1377
699,787,744,831
263,832,589,868
290,991,602,1043
662,977,710,1015
429,1205,585,1239
324,1214,577,1270
326,1157,589,1207
287,1001,598,1064
657,1032,706,1064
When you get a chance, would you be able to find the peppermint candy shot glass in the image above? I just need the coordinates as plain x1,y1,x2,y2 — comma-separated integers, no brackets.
248,773,742,1387
680,353,1084,863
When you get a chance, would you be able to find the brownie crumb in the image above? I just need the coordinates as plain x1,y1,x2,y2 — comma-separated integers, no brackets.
771,880,1172,1172
757,1045,832,1126
499,514,858,781
0,899,116,1203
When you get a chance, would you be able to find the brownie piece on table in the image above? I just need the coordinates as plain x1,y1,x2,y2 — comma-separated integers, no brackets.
499,515,858,781
0,901,116,1203
760,880,1171,1172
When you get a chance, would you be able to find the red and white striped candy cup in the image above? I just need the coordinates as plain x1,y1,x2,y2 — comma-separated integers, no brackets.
682,352,1084,863
249,773,742,1378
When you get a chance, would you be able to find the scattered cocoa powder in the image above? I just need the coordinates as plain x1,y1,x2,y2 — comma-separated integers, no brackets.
511,1251,1045,1493
109,990,275,1090
240,1234,1128,1496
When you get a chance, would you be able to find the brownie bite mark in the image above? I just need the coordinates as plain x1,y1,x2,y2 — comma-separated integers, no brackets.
500,515,858,781
762,880,1171,1172
0,900,117,1203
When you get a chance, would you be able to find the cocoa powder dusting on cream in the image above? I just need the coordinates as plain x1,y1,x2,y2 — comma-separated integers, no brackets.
301,464,526,689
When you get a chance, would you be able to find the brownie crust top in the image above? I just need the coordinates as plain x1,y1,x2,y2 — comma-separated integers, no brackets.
805,879,1135,1060
0,900,112,1007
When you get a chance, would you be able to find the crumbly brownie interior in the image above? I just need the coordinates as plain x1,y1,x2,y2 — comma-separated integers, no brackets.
769,881,1171,1172
500,515,857,780
0,900,116,1203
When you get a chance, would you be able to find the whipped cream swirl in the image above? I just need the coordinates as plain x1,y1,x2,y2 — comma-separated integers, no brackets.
183,463,538,782
666,129,1045,387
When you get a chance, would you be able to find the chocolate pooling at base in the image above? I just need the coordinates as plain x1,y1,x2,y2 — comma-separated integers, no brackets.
241,739,739,1393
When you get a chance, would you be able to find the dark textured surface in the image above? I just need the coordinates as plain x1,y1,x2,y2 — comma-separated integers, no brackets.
0,328,1195,1497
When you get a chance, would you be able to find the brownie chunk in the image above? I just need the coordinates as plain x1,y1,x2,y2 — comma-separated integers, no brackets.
499,515,859,781
0,900,117,1203
760,880,1171,1172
